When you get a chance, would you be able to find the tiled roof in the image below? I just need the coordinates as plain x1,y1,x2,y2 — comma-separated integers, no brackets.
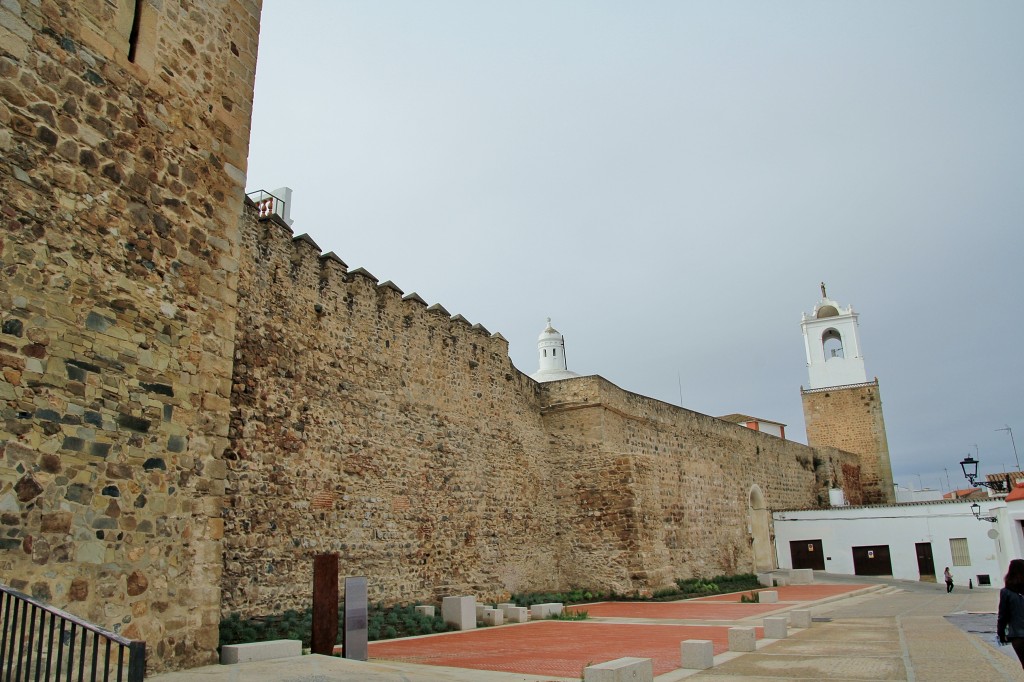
1006,484,1024,503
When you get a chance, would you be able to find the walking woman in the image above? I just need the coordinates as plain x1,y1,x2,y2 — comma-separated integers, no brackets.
998,559,1024,667
944,567,954,593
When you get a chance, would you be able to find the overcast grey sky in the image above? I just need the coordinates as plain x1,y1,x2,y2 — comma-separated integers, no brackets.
245,1,1023,494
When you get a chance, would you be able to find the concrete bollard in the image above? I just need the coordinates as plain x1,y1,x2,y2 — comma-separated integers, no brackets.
680,639,714,670
504,606,529,623
482,608,504,626
442,596,477,630
728,626,757,652
759,590,778,603
583,657,654,682
530,602,564,619
789,609,811,628
790,569,814,584
757,572,774,587
220,640,302,664
475,604,489,619
764,616,788,639
414,605,435,618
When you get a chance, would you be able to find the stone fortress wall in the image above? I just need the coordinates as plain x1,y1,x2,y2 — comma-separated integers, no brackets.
538,377,862,590
224,205,561,616
0,0,261,672
224,206,865,618
0,0,871,673
802,381,893,504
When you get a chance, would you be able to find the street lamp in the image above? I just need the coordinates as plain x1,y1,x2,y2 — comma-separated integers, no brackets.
960,455,1011,492
970,502,997,523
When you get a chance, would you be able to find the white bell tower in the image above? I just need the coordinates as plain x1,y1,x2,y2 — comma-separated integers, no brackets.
530,318,579,383
801,283,867,389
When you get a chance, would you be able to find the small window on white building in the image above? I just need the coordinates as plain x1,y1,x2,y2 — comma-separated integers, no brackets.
552,349,557,356
950,538,971,566
543,349,547,357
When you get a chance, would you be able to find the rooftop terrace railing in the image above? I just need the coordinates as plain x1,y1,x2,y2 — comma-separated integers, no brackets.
245,189,288,221
0,583,145,682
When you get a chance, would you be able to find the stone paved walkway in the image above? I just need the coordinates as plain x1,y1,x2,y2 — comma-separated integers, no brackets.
149,575,1024,681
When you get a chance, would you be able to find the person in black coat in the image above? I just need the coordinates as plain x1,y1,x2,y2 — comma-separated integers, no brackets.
997,558,1024,667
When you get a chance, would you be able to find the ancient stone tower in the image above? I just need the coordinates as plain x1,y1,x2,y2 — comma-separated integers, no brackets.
0,0,261,672
800,285,895,503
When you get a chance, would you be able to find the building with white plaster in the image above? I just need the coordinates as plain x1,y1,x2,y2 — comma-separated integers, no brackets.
773,495,1018,588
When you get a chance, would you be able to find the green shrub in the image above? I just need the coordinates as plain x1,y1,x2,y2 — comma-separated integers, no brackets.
550,609,588,621
219,601,455,649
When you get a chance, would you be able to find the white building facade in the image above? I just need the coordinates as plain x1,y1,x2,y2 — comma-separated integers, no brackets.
773,498,1015,588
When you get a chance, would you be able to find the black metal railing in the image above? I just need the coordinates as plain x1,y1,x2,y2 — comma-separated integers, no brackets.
0,583,144,682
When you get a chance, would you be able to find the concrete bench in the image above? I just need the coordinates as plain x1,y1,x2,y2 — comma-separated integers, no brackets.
680,639,714,670
220,639,302,664
759,590,778,603
481,607,504,626
763,616,788,639
442,595,477,630
503,606,529,623
530,602,563,619
789,609,811,628
790,568,814,584
728,626,756,652
583,657,653,681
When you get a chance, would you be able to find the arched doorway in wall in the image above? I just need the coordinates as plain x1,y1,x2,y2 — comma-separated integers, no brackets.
749,485,774,572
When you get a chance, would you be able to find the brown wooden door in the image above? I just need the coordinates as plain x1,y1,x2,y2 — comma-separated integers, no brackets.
790,539,825,570
852,545,892,576
915,542,936,580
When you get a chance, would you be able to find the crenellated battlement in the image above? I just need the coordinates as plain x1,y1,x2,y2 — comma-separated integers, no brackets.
240,197,509,357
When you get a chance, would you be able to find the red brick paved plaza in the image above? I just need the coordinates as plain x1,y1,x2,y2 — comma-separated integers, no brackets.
367,584,875,678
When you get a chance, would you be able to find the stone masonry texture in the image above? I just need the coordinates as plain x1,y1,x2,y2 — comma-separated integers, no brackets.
223,208,865,618
0,0,873,674
802,381,894,504
0,0,261,673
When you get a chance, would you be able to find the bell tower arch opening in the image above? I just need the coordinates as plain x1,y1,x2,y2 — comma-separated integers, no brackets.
822,328,844,360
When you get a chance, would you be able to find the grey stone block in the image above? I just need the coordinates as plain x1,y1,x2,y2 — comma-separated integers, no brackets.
764,616,789,639
584,657,654,681
728,626,756,652
504,606,529,623
681,639,714,669
790,609,812,628
220,639,302,664
790,568,814,584
442,595,476,630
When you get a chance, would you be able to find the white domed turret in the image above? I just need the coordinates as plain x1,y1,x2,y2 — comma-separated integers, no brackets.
530,318,579,383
